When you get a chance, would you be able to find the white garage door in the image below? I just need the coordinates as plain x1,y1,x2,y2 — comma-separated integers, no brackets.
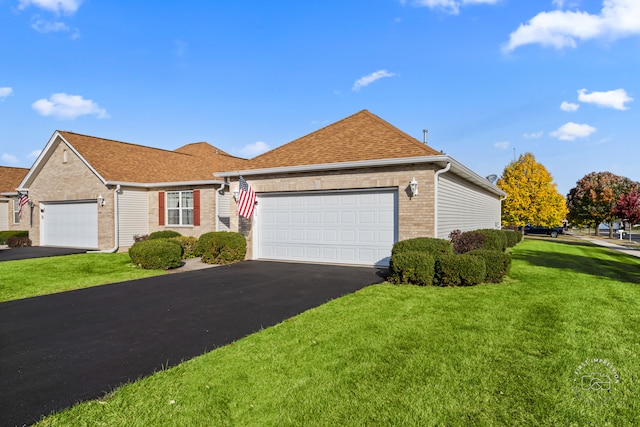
257,190,397,266
42,201,98,248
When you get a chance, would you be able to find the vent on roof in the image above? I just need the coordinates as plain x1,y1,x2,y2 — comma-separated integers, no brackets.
423,129,428,144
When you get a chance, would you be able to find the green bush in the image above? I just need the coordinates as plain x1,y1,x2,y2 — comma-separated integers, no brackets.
476,229,508,252
502,230,521,247
129,238,183,270
174,236,198,259
392,237,453,259
467,249,511,283
0,230,28,245
149,230,182,240
200,232,246,265
388,251,435,286
435,254,486,287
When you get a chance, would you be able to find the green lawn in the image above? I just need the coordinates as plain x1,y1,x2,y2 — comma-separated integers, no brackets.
36,239,640,426
0,253,164,302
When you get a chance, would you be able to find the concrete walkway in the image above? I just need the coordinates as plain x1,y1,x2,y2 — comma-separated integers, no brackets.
578,237,640,258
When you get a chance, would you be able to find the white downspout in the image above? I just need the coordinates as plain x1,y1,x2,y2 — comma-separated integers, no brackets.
90,184,120,253
433,162,451,238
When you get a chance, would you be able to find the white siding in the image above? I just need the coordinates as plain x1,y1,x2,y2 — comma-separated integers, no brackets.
0,201,8,231
118,188,149,247
437,173,501,239
216,190,230,232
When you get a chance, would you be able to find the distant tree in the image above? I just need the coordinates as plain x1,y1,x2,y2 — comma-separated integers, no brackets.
497,153,567,227
614,191,640,226
566,172,638,237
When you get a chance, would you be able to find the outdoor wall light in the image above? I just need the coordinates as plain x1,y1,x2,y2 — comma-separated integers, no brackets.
97,194,105,207
233,189,239,202
409,177,419,197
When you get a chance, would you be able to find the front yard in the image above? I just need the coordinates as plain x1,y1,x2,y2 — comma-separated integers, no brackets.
32,239,640,426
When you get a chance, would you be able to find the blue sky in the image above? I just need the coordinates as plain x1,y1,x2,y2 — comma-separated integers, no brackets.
1,0,639,195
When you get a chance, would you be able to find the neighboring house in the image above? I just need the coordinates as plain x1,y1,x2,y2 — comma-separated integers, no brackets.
17,131,248,250
0,166,30,232
217,110,506,266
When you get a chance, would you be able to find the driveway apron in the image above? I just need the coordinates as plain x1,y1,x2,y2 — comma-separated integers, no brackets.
0,261,386,427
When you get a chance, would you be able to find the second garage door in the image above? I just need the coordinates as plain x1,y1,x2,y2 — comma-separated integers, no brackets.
256,189,397,266
41,201,99,248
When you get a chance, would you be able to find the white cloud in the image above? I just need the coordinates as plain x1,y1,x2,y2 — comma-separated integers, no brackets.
503,0,640,52
494,141,510,150
0,87,13,99
402,0,499,15
560,101,580,112
550,122,597,140
523,131,544,139
240,141,270,157
32,19,69,33
2,153,18,164
352,70,396,91
18,0,81,15
32,93,109,119
577,88,633,110
28,149,42,160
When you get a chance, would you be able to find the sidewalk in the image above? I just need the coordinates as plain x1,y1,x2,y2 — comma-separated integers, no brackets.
577,236,640,258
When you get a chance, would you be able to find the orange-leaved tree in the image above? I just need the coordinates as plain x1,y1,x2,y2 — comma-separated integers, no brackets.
497,152,567,227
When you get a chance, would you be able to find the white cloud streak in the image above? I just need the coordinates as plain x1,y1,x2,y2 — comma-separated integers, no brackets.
550,122,597,140
352,70,396,91
32,19,70,33
18,0,82,15
32,93,109,119
560,101,580,112
28,149,43,160
402,0,499,15
240,141,270,157
0,87,13,99
2,154,19,164
523,131,544,139
503,0,640,52
578,88,633,110
494,141,510,150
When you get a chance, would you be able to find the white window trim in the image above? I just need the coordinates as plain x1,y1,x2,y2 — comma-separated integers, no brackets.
13,199,20,224
166,190,194,226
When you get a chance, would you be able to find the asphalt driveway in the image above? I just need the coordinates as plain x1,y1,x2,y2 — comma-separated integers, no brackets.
0,261,386,426
0,246,88,262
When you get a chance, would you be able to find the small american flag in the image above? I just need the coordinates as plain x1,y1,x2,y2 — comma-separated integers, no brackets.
237,176,256,219
17,192,29,217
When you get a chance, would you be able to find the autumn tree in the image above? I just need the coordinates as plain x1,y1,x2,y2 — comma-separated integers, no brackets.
614,191,640,226
497,152,567,227
566,172,638,237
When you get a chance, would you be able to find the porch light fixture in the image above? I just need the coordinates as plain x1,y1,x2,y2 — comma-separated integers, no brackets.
409,177,419,197
233,189,239,202
97,194,105,207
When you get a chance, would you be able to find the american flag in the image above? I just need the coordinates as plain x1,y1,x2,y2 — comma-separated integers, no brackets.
237,176,256,219
17,192,29,217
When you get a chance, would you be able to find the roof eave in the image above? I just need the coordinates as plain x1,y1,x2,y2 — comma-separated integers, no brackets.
104,179,226,188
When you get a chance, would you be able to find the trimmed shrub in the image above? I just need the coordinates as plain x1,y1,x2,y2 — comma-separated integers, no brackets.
449,229,486,254
502,230,521,248
0,230,28,245
435,253,486,286
149,230,182,240
457,254,486,286
392,237,454,259
7,236,32,248
174,236,198,259
467,249,511,283
200,232,246,265
476,229,508,252
129,238,183,270
388,251,435,286
196,232,216,257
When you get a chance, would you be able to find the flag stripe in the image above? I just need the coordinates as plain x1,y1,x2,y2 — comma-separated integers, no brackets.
237,176,256,219
17,192,29,217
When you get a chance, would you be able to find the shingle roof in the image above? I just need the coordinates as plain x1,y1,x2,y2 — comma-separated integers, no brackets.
58,131,248,183
243,110,441,170
0,166,29,193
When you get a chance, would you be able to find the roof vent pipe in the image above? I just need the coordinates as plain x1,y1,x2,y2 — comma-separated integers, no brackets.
423,129,428,144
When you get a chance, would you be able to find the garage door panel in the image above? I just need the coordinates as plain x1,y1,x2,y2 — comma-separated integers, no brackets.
258,190,397,266
42,202,98,248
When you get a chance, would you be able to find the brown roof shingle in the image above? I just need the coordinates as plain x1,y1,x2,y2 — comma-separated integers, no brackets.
243,110,440,170
0,166,29,193
58,131,248,183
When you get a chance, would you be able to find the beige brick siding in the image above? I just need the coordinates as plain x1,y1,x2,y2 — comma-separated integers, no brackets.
228,165,438,259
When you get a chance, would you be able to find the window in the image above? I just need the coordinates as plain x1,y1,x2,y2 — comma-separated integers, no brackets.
13,199,20,224
166,191,194,225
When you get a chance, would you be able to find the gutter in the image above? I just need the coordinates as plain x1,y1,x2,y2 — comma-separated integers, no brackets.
104,180,224,188
89,184,121,253
433,162,451,238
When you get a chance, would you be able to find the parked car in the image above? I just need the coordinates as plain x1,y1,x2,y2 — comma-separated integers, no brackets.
523,225,564,238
